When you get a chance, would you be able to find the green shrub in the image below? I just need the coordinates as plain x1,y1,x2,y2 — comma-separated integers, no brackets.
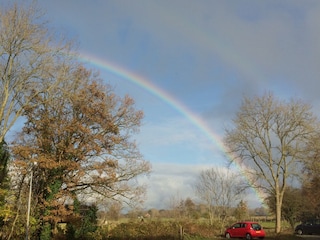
40,222,52,240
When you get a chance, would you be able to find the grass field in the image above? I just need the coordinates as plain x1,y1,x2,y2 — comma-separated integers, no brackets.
94,218,302,240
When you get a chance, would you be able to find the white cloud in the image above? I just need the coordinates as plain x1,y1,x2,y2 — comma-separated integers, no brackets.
140,163,263,210
137,115,225,165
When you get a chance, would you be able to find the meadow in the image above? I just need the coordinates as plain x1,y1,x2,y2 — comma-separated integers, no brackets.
79,218,301,240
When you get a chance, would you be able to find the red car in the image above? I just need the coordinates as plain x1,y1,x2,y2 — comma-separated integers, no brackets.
225,221,265,239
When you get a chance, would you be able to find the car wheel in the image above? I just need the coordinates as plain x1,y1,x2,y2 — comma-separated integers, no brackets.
225,232,231,239
246,233,252,240
296,229,303,235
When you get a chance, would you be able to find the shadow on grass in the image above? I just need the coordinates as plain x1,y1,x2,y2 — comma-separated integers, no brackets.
108,237,181,240
264,233,302,240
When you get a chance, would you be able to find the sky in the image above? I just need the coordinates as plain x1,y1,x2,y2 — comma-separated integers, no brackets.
3,0,320,210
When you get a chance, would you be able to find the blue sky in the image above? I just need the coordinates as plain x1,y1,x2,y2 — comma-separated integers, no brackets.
4,0,320,210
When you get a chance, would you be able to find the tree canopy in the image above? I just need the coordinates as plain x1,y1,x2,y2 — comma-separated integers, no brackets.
0,3,74,143
0,3,150,239
194,167,241,225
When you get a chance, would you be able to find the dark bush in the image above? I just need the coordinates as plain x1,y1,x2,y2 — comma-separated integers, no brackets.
104,220,218,240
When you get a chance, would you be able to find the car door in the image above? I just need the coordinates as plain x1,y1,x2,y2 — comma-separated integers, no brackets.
304,220,315,234
314,219,320,234
231,223,242,237
238,223,247,237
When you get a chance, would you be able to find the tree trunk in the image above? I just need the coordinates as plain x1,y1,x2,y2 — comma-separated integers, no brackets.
275,193,282,233
208,205,214,225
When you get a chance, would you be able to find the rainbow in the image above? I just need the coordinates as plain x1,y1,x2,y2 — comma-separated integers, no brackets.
79,53,225,150
78,52,266,205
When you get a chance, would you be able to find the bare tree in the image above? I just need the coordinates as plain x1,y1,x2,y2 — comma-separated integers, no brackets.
224,93,319,233
0,2,73,143
167,192,183,219
234,200,249,221
0,3,75,238
98,200,123,222
194,167,241,226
